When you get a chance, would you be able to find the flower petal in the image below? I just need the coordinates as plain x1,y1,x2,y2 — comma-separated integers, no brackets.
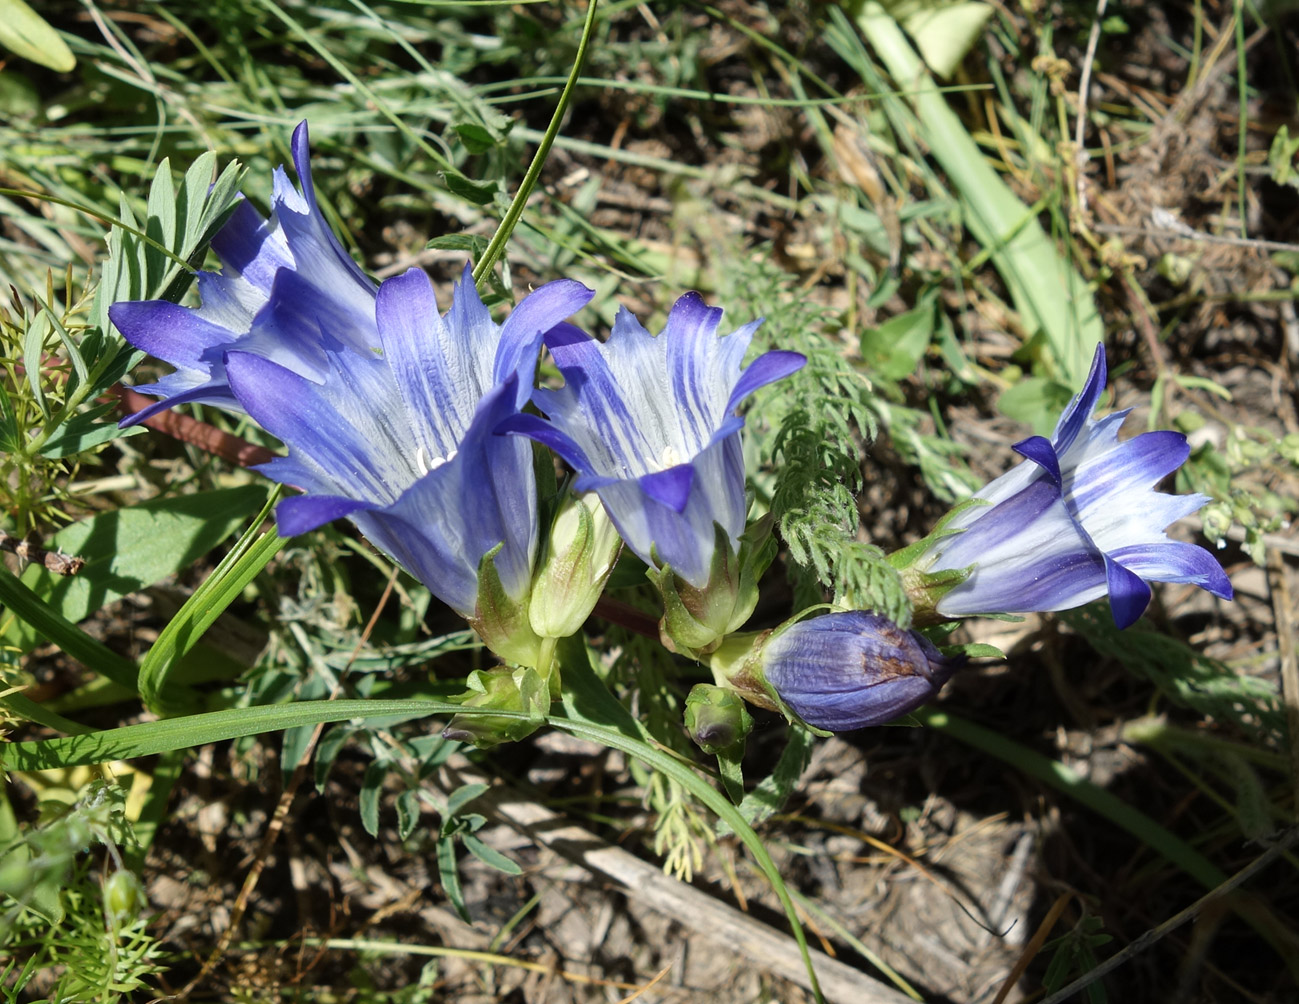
496,274,594,396
1109,540,1234,600
543,320,656,475
1051,343,1107,454
1012,435,1061,486
109,300,233,372
226,350,407,504
640,465,695,513
276,493,375,536
1069,430,1190,513
375,267,473,460
496,412,594,473
724,348,806,414
1103,554,1152,628
118,381,240,428
208,198,291,296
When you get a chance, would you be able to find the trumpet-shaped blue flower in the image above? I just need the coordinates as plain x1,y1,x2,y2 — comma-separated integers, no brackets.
224,265,593,619
500,293,805,588
916,345,1232,628
110,122,378,426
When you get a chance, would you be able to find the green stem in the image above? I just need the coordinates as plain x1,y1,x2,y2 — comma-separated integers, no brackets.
472,0,601,287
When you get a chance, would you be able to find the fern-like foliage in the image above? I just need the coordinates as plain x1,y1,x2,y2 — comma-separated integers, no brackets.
716,253,910,623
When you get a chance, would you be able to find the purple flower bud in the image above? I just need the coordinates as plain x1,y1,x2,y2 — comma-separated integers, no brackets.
756,611,961,732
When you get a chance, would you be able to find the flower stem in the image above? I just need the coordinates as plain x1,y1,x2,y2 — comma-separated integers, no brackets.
472,0,601,288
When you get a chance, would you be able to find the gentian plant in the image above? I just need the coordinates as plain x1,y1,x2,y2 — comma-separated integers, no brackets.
895,345,1233,629
501,292,805,655
110,123,1232,752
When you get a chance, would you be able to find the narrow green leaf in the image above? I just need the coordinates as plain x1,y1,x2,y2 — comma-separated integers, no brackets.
442,170,498,206
717,748,746,804
0,383,20,453
137,492,285,716
425,234,489,256
0,0,75,72
723,726,814,834
143,160,178,290
360,760,385,837
444,782,489,820
37,402,142,459
461,832,522,876
21,311,49,419
181,152,217,251
437,834,468,921
859,293,936,381
0,568,138,691
396,789,420,841
314,724,356,793
453,122,499,155
0,692,93,735
0,698,465,771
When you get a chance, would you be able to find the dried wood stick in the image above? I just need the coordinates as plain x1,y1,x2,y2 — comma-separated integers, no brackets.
0,527,83,575
441,764,918,1004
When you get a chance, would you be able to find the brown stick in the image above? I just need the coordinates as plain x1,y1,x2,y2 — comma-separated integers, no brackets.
442,763,918,1004
0,527,83,575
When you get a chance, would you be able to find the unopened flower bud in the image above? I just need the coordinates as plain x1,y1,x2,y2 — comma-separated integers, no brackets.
529,492,622,639
684,683,753,754
712,611,962,732
104,869,146,927
442,666,550,748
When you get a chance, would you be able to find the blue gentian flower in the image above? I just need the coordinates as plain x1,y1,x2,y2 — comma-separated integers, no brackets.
110,122,378,426
709,611,960,732
499,292,805,588
223,265,593,620
915,345,1232,628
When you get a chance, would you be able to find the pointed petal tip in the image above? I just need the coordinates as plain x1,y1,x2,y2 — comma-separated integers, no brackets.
639,464,695,513
275,493,373,537
290,120,314,201
1012,435,1062,486
1105,555,1152,629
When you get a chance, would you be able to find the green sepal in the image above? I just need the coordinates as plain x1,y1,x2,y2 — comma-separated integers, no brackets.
442,665,550,749
469,543,544,668
716,746,746,805
939,641,1006,660
707,626,832,737
886,496,987,570
650,522,763,658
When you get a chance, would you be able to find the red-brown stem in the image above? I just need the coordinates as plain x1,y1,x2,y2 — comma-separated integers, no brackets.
592,595,659,639
109,384,277,468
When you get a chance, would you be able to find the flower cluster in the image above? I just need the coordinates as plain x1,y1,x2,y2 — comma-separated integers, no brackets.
113,123,1232,744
